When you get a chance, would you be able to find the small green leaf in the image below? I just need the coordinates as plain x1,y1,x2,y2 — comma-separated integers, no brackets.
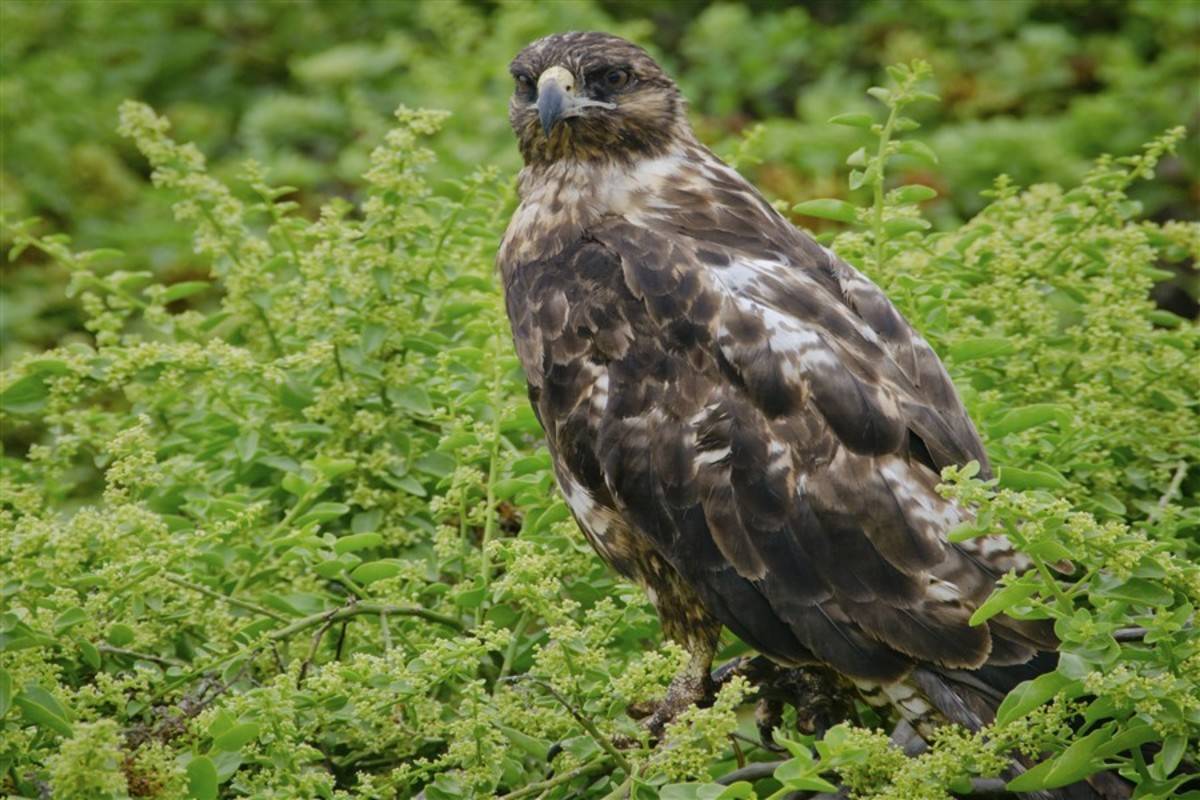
0,374,48,415
948,337,1015,362
388,385,433,415
350,561,401,584
882,217,931,237
213,721,260,752
187,756,219,800
997,465,1068,490
988,404,1072,437
897,139,939,164
1094,722,1157,759
1005,758,1056,792
1041,728,1108,787
53,606,87,634
15,690,73,737
496,724,549,759
970,581,1039,626
311,456,355,479
294,501,349,526
995,671,1074,726
792,199,859,224
162,281,211,302
1157,734,1186,776
890,184,938,204
78,639,101,670
0,669,12,717
334,532,383,555
390,474,426,497
351,509,383,533
845,146,868,167
1095,577,1173,606
828,112,874,128
106,623,135,647
281,472,311,496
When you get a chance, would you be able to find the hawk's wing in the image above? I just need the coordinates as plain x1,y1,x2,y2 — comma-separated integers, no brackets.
504,171,1050,682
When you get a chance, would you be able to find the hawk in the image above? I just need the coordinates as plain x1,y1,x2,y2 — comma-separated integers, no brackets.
498,32,1055,738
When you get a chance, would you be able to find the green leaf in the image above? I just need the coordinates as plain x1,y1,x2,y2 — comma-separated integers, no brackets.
350,560,401,584
390,474,427,497
1005,758,1056,793
995,671,1074,726
53,606,87,634
774,756,836,791
334,532,383,555
311,456,355,479
15,690,73,737
187,756,219,800
294,501,350,526
281,472,311,496
1095,577,1173,606
970,581,1039,626
1156,735,1186,776
947,337,1015,362
828,112,874,128
997,465,1069,490
897,139,939,164
0,669,12,717
106,623,135,647
78,639,101,670
388,385,433,415
351,509,383,533
987,404,1071,437
1093,722,1157,759
1042,728,1108,787
213,721,260,752
496,724,549,759
0,374,48,415
882,217,931,237
162,280,211,302
890,184,938,204
792,199,858,224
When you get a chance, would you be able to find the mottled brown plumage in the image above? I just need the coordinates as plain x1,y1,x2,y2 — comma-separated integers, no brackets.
499,32,1055,734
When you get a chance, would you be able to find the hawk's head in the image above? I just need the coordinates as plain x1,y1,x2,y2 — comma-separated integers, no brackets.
508,32,688,166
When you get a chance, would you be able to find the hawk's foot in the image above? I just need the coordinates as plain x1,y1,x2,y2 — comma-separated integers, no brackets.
624,664,716,741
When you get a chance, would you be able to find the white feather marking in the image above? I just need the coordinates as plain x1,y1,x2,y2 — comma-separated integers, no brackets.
695,447,731,465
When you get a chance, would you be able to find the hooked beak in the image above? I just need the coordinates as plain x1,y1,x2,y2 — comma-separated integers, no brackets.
537,66,577,137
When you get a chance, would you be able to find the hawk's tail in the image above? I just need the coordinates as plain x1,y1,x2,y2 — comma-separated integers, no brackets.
906,658,1132,800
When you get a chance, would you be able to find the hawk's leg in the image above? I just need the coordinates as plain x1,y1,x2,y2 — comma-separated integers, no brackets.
633,622,721,738
623,561,724,739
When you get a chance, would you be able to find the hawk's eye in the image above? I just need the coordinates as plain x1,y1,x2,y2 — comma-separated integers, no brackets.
514,74,534,96
603,68,631,90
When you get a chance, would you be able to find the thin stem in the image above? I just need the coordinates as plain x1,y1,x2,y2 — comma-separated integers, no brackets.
164,573,288,622
496,758,611,800
1150,460,1188,521
477,338,505,626
871,104,900,272
508,676,632,774
98,645,187,668
268,603,464,640
497,611,531,686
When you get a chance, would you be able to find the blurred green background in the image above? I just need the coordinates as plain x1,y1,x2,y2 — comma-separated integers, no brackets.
3,0,1198,365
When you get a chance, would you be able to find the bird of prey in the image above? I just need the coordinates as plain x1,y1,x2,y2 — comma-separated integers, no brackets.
498,32,1056,738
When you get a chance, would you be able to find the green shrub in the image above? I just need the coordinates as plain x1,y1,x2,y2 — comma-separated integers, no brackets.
1,37,1196,800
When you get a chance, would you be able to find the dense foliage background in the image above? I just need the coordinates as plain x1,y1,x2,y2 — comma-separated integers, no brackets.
1,2,1197,799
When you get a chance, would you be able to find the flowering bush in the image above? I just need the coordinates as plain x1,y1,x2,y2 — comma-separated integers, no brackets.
1,56,1197,800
